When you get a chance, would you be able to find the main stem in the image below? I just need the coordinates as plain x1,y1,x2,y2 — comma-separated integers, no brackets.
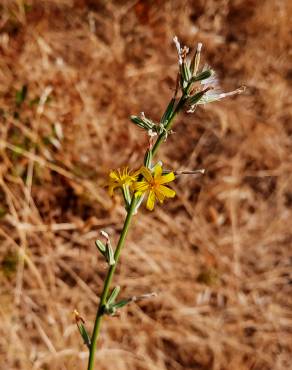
87,198,136,370
87,92,187,370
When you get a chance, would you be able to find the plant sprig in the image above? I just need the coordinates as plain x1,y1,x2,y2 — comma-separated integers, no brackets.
73,36,244,370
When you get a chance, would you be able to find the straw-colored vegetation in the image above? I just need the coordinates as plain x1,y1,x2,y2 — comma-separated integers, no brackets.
0,1,291,369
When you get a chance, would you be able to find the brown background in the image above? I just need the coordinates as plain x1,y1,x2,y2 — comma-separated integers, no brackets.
0,1,291,369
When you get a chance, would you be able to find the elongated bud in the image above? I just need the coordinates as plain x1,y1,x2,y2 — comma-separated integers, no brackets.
74,310,91,349
144,149,152,168
160,98,176,126
190,42,202,75
95,239,106,254
103,286,121,316
130,114,154,131
181,60,191,84
96,230,115,266
107,286,120,306
186,90,207,106
105,242,115,266
130,115,145,129
191,69,213,83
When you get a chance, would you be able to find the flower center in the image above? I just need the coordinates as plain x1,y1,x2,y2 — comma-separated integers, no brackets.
149,179,160,190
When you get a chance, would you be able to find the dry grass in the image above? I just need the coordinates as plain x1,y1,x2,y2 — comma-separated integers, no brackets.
0,1,291,369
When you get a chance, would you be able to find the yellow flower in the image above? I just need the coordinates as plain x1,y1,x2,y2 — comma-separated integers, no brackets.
108,167,139,196
133,165,176,211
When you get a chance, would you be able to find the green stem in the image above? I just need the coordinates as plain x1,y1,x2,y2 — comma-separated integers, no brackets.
87,199,137,370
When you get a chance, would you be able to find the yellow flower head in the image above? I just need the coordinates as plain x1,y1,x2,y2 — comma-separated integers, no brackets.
108,167,139,196
133,165,176,211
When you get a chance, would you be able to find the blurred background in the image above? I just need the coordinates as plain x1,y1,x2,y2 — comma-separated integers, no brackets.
0,1,291,369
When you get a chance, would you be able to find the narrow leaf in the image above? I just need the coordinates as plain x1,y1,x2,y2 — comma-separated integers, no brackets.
77,322,91,349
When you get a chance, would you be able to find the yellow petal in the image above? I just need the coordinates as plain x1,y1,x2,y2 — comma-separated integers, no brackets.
159,172,175,184
154,164,162,178
109,171,119,180
159,185,176,198
140,166,153,182
146,190,156,211
133,181,149,193
132,169,141,179
155,189,165,203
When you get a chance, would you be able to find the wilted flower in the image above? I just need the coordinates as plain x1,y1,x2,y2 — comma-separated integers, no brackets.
173,36,189,65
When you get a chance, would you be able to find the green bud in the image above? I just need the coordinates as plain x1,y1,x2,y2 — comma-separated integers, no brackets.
181,61,191,83
95,232,115,266
130,115,146,129
191,69,213,83
105,241,115,266
130,114,154,131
